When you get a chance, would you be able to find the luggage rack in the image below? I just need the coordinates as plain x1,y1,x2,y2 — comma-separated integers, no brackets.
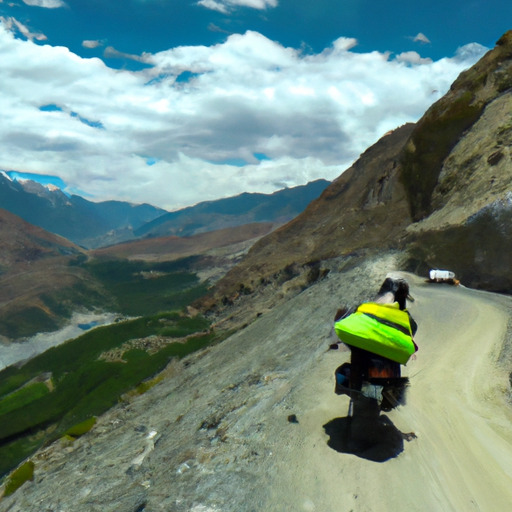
334,362,409,411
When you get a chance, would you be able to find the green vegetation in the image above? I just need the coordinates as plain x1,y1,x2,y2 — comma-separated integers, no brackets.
132,373,166,396
0,382,50,416
64,417,97,438
0,255,208,339
0,255,220,482
0,310,216,479
3,461,34,497
84,257,208,315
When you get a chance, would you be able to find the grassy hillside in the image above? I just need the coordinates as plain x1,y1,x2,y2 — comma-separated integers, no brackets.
0,254,210,339
0,256,220,480
83,256,209,315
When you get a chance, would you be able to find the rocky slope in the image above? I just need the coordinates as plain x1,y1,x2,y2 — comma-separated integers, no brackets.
1,258,512,511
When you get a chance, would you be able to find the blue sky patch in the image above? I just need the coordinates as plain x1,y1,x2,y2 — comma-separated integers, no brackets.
254,153,271,162
39,104,63,112
70,111,105,129
176,71,201,83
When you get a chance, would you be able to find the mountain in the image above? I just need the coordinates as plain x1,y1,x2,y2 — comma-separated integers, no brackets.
0,209,109,339
198,31,512,319
399,31,512,292
0,173,166,249
0,175,329,249
134,179,331,239
0,208,81,267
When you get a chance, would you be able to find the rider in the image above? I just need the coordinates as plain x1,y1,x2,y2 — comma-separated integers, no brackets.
334,277,418,396
331,277,418,455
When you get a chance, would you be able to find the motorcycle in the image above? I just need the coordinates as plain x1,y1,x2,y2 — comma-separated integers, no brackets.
334,357,409,412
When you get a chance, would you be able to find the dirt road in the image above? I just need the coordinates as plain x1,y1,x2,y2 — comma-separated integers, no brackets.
268,278,512,511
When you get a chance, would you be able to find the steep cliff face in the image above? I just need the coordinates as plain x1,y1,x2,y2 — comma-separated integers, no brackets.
402,31,512,291
400,31,512,222
199,31,512,316
405,195,512,292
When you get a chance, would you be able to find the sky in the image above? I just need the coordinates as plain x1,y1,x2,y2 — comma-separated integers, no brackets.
0,1,510,210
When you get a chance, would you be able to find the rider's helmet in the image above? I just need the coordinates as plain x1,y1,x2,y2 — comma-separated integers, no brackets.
377,277,414,310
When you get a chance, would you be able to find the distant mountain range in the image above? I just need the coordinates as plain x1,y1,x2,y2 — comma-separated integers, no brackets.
134,179,331,239
0,173,330,249
0,173,165,249
0,175,330,338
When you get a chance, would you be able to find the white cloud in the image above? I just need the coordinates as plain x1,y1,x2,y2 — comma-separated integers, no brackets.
396,51,432,65
0,16,47,41
453,42,489,63
413,32,431,44
22,0,66,8
198,0,277,14
0,22,488,210
82,40,103,49
103,45,151,63
198,0,229,14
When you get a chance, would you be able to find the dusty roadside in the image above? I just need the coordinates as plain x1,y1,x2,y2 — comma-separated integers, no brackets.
1,261,511,512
